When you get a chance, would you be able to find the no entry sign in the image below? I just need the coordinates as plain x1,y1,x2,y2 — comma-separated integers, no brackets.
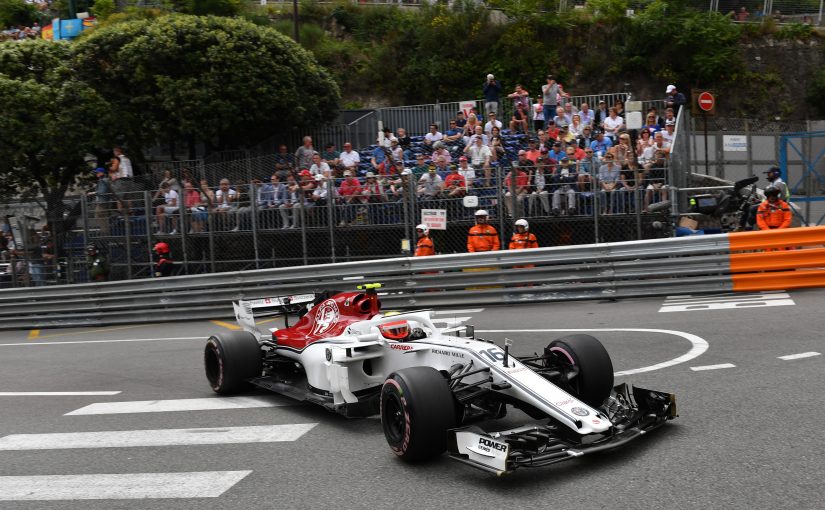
697,91,715,112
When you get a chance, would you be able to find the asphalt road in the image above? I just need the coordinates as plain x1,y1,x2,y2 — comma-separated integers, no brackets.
0,289,824,509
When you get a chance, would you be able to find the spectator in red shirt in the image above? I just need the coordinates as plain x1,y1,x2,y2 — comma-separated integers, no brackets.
338,170,364,226
504,164,530,218
545,120,560,142
339,171,363,201
444,166,466,198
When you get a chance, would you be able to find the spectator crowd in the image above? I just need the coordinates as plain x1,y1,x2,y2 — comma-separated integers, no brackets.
125,76,677,239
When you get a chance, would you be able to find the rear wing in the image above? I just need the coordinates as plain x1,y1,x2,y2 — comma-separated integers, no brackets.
232,294,316,337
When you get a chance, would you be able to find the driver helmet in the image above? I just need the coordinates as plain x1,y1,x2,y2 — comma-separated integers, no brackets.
515,218,529,230
415,224,429,235
379,320,411,341
154,242,170,254
764,185,781,200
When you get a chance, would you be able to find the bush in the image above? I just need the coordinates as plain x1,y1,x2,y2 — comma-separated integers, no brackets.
0,0,38,27
806,69,825,118
90,0,116,20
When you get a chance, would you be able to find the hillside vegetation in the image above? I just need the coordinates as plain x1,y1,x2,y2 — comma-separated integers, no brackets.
254,0,824,119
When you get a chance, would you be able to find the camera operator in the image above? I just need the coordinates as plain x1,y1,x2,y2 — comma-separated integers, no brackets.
737,166,789,231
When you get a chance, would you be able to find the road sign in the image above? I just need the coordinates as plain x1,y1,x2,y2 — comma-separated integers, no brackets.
697,91,715,112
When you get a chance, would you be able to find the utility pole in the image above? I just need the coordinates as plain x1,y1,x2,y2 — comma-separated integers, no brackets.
293,0,300,43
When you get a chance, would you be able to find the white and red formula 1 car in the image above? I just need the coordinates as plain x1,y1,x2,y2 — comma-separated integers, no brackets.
204,284,677,474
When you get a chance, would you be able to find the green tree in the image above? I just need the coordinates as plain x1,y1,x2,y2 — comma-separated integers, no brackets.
806,68,825,118
72,14,340,157
183,0,242,17
90,0,116,20
0,40,111,246
0,0,38,27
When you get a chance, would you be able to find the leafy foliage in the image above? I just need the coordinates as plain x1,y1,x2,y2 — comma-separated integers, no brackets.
72,14,340,153
0,0,38,27
90,0,116,20
775,22,814,41
0,40,110,227
806,68,825,118
183,0,242,17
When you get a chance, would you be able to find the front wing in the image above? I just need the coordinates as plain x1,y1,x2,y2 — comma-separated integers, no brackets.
447,383,677,475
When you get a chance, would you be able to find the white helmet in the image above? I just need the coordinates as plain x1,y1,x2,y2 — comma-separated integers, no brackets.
475,209,489,217
416,224,429,234
515,218,529,230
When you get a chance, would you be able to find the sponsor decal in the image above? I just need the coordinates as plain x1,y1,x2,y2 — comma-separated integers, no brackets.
432,349,465,359
505,366,528,374
555,399,574,407
390,344,413,351
570,407,589,417
592,419,601,424
478,437,507,453
310,299,339,337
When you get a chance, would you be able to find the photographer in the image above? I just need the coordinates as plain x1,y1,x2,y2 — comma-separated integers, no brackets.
483,74,502,115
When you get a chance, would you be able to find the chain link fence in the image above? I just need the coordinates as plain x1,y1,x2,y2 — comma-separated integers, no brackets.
1,163,672,288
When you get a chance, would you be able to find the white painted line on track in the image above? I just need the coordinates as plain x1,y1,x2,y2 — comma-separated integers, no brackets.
0,391,122,397
663,291,788,303
0,336,202,347
690,363,736,371
65,396,292,416
778,352,821,361
476,328,709,377
659,292,794,312
0,424,317,451
0,471,252,501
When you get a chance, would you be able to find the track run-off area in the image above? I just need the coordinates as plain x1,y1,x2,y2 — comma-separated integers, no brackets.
0,289,823,509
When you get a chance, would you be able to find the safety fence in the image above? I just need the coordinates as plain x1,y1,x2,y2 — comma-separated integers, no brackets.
2,225,824,330
1,163,673,287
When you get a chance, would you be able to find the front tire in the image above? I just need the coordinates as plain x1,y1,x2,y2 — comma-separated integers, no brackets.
380,367,457,462
204,331,262,395
546,334,614,407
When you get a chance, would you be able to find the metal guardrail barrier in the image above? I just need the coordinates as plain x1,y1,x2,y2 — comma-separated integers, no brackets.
4,226,824,330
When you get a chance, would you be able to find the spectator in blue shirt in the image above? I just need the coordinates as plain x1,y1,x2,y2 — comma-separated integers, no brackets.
590,130,613,157
370,145,390,176
274,145,294,179
547,141,566,163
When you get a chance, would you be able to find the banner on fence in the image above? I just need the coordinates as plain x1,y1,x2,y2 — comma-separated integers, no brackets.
421,209,447,230
723,135,748,152
459,100,477,117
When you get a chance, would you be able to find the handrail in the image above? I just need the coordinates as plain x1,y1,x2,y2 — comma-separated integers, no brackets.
3,226,825,330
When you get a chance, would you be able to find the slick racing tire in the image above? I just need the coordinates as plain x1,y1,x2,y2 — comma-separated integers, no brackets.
380,367,457,462
546,334,614,408
204,331,262,395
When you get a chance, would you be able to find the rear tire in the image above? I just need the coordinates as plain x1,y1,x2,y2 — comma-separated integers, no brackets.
380,367,457,462
204,331,262,395
547,334,614,407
